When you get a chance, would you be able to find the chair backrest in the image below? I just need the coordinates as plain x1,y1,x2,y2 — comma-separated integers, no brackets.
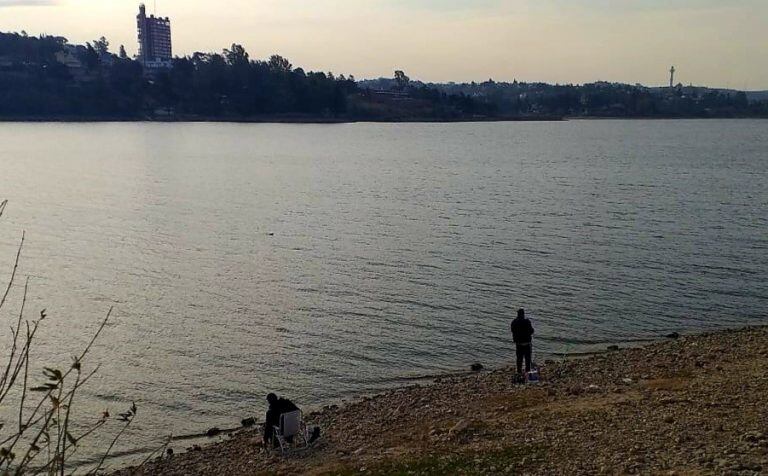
279,410,302,438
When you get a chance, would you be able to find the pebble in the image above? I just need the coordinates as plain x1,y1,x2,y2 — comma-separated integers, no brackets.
449,419,470,435
113,326,768,476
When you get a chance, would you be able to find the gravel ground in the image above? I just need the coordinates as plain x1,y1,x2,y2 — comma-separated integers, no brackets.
114,325,768,475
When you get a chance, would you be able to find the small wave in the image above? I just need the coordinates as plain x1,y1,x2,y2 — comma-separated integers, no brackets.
539,335,657,346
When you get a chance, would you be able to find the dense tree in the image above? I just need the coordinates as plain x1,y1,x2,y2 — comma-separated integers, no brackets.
0,33,367,119
0,30,765,120
224,43,248,66
80,43,100,70
0,31,65,62
93,36,109,56
362,76,767,119
268,54,292,72
394,70,410,91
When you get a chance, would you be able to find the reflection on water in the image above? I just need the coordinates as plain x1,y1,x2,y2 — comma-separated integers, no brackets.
0,119,766,463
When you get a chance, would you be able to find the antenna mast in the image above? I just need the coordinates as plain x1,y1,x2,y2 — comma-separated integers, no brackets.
669,66,676,88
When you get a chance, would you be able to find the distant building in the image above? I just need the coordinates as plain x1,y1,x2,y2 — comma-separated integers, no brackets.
136,3,172,70
55,45,88,81
368,89,410,101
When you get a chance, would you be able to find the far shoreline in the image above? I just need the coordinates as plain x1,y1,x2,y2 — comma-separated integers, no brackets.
114,323,768,475
2,115,767,125
0,115,563,124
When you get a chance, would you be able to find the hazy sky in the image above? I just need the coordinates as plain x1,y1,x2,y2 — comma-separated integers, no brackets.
0,0,766,89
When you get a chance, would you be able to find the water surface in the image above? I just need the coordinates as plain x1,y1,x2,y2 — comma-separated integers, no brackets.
0,120,766,463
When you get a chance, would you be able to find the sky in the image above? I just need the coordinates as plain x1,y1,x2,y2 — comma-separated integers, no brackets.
0,0,766,89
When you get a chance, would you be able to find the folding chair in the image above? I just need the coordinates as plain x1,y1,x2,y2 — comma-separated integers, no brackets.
272,410,309,454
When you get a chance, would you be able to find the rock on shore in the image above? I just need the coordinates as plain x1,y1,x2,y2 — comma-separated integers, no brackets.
115,326,768,475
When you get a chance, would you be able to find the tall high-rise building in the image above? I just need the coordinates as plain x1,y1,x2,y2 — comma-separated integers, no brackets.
137,3,172,69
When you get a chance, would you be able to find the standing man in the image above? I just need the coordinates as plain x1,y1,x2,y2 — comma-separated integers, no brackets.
511,308,535,375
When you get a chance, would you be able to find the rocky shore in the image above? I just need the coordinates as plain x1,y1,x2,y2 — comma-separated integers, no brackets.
116,326,768,475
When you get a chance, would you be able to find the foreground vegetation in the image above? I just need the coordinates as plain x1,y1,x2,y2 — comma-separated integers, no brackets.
0,201,151,474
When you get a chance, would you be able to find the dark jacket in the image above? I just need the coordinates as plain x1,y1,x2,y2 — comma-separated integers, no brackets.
264,398,299,442
511,317,534,344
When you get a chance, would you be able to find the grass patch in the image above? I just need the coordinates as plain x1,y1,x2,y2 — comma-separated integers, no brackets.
331,445,545,475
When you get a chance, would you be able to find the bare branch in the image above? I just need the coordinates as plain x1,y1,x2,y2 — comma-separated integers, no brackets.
135,433,173,470
59,369,81,476
0,230,24,312
77,306,113,363
89,414,135,475
1,203,128,475
19,320,31,433
16,407,55,475
0,248,27,395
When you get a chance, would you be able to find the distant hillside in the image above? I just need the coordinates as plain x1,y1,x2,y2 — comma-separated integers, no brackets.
1,28,766,121
746,90,768,102
360,78,768,118
0,31,493,122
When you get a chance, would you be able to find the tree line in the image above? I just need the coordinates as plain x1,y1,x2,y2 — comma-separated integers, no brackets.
363,77,768,118
0,32,359,118
1,31,766,120
0,32,487,120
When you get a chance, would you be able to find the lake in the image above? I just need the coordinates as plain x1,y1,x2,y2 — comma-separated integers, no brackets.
0,119,766,465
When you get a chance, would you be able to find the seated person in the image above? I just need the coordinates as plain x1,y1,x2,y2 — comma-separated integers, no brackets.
263,393,299,446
